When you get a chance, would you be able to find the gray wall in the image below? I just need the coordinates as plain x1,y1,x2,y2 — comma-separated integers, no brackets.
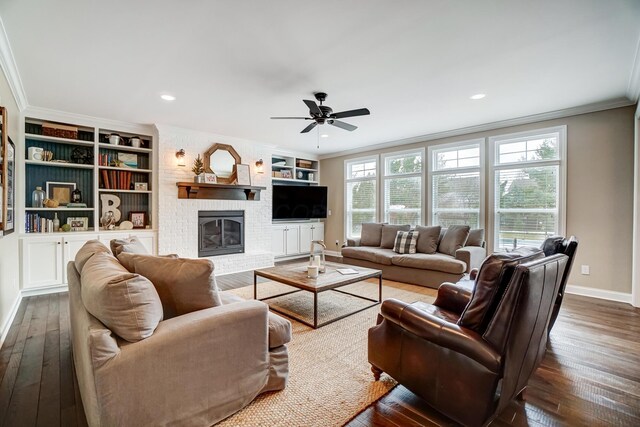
0,63,21,331
320,106,636,293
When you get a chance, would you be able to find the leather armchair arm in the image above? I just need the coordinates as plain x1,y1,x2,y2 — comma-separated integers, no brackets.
455,246,487,273
347,237,361,247
380,298,501,373
434,282,473,314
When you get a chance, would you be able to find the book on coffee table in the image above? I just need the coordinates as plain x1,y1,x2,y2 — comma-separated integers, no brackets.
336,268,359,275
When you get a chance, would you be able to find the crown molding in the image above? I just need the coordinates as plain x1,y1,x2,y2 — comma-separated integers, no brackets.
319,97,635,160
628,34,640,102
25,106,154,134
0,17,28,110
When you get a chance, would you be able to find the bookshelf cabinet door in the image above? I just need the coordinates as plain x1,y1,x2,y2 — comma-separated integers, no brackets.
21,237,64,289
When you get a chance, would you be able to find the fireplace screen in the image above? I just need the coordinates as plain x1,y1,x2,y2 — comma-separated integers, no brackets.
198,210,244,257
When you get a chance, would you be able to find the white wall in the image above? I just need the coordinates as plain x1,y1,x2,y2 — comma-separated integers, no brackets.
155,124,274,275
0,61,21,335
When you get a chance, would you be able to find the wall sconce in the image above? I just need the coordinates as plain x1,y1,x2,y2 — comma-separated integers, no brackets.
176,149,186,167
255,159,264,174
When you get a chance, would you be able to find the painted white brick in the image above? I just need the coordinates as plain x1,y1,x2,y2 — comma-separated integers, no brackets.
156,125,274,275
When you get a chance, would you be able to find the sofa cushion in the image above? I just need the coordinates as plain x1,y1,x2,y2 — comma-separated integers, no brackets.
438,225,470,256
81,251,163,342
110,236,148,257
360,223,384,247
391,253,467,274
466,228,485,247
220,292,292,348
393,230,419,254
341,247,395,266
117,253,223,319
458,247,544,333
381,224,411,249
415,225,441,254
75,240,112,273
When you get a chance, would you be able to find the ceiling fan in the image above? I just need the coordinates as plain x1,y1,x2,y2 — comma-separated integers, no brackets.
271,92,370,133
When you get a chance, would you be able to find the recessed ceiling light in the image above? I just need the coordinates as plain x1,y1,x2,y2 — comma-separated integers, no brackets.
320,134,329,138
161,94,176,101
470,93,486,100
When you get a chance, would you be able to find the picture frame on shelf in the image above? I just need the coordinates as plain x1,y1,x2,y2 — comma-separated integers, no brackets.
129,211,148,229
134,182,148,191
46,181,76,206
281,169,292,179
67,217,89,231
235,164,251,185
3,137,15,234
204,173,217,184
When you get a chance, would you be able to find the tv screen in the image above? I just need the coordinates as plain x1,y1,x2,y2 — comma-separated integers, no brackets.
273,185,328,220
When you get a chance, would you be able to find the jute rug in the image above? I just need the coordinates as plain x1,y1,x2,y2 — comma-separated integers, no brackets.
218,279,437,427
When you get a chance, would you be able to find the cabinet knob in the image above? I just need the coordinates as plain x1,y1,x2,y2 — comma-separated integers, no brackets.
65,241,69,245
57,242,61,245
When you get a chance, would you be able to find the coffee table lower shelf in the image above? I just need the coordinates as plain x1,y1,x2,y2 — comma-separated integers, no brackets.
253,263,382,329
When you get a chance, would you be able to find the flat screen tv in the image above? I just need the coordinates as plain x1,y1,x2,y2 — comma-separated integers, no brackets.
273,185,328,220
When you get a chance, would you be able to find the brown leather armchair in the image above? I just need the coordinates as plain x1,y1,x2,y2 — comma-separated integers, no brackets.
368,251,568,426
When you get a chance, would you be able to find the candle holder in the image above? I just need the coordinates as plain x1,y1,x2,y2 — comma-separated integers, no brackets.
309,239,327,273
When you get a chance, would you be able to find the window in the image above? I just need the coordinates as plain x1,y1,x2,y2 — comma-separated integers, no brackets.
489,126,566,250
345,157,378,238
428,140,483,228
382,150,423,226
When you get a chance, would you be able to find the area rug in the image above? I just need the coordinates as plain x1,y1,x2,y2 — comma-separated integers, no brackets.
218,279,437,427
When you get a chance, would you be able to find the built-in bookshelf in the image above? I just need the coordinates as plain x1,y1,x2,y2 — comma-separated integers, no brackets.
271,155,319,185
23,118,154,233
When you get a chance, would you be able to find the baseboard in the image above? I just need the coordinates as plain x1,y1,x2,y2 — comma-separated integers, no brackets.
20,284,69,298
325,250,343,258
0,293,23,348
565,285,632,304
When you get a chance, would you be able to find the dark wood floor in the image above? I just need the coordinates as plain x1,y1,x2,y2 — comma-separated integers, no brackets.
1,266,639,426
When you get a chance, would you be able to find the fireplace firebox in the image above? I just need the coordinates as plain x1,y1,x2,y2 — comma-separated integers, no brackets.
198,210,244,257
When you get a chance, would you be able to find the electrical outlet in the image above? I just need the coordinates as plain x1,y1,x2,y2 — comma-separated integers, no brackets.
581,265,590,275
328,209,332,216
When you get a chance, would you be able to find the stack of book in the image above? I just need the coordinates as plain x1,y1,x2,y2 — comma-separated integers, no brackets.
25,213,55,233
101,170,134,190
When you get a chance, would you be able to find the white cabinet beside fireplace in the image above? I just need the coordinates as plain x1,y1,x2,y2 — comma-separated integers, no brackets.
272,222,324,258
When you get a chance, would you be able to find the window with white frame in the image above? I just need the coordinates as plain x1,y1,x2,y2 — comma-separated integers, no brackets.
429,141,483,228
382,150,423,226
345,157,378,238
490,127,566,250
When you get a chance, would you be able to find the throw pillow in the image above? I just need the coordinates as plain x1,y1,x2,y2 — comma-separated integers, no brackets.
415,225,441,254
393,230,419,254
117,253,179,272
80,252,163,342
360,223,385,247
458,247,544,333
110,236,148,257
381,224,411,249
75,240,112,273
437,225,470,256
466,229,485,247
117,253,223,319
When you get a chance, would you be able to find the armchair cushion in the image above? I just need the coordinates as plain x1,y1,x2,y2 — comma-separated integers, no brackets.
360,222,385,247
110,236,148,257
434,282,474,314
81,251,163,342
118,253,223,319
438,225,470,256
381,224,411,248
458,248,543,333
415,225,441,254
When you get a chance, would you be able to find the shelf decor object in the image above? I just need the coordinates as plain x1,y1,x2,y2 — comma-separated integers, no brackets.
270,154,319,185
204,143,240,184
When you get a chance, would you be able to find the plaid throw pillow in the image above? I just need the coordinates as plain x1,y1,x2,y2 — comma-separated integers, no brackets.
393,230,419,254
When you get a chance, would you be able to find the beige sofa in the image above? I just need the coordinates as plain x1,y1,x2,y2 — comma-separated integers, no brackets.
342,223,486,288
69,240,291,427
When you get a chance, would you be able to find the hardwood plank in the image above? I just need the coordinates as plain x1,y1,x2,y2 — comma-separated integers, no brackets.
36,294,60,427
3,295,50,427
0,297,28,384
58,293,77,427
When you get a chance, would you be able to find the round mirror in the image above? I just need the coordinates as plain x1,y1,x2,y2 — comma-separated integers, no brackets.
203,143,242,184
210,150,235,178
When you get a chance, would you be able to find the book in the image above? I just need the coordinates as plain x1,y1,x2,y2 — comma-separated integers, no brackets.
336,268,359,275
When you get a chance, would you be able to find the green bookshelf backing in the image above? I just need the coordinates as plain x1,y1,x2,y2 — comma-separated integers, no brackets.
25,164,94,209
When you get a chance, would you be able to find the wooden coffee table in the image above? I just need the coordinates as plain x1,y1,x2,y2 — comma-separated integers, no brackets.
254,261,382,329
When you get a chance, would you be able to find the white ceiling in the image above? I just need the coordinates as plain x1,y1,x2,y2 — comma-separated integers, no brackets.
1,0,639,155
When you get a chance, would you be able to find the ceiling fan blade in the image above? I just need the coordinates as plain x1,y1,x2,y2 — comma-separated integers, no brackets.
330,120,357,131
303,99,322,116
301,122,318,133
270,117,311,119
331,108,370,119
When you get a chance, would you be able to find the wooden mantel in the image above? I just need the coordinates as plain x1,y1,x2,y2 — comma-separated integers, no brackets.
176,182,266,201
